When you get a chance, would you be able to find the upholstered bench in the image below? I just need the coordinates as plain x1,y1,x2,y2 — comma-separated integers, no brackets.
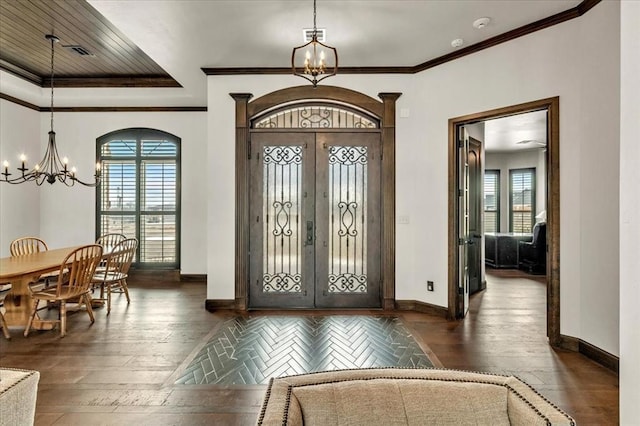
257,368,575,425
0,368,40,426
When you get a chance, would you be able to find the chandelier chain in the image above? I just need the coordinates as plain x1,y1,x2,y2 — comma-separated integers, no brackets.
313,0,317,34
50,35,55,132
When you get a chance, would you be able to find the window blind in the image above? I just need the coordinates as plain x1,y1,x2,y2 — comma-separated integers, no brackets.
510,168,535,233
484,170,500,233
97,131,180,268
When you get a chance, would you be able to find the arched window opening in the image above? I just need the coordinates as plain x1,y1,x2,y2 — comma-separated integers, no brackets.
252,103,379,129
96,128,181,269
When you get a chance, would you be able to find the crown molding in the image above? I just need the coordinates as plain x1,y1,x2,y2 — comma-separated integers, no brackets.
0,93,206,112
0,63,181,88
202,0,601,77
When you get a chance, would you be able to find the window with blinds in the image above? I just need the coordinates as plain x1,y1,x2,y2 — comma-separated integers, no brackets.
484,170,500,233
509,168,535,233
97,129,180,268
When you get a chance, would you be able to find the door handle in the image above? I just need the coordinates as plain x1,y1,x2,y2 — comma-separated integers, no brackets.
305,221,314,245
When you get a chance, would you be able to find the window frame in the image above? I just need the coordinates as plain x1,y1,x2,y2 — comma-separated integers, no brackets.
96,128,181,269
509,167,536,233
483,169,500,233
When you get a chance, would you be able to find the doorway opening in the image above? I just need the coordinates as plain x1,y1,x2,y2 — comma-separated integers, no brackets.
231,87,401,310
448,97,560,345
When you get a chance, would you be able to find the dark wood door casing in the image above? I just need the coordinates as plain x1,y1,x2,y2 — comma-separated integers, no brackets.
232,86,401,311
448,97,560,345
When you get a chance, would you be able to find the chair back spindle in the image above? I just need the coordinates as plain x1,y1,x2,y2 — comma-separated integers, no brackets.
56,245,103,298
96,233,126,249
10,237,48,256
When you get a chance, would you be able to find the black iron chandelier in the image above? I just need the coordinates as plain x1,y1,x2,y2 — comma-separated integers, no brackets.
1,34,101,186
291,0,338,87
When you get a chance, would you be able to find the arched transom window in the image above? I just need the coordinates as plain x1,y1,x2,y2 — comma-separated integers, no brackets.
253,103,379,129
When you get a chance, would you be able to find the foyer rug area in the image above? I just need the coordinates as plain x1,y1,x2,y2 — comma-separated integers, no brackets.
175,316,433,385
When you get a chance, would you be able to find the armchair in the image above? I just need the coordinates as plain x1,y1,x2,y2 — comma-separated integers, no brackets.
518,222,546,274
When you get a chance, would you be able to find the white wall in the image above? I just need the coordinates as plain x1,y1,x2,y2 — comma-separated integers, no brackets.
485,149,546,233
619,1,640,423
0,107,208,273
0,100,41,257
205,2,621,356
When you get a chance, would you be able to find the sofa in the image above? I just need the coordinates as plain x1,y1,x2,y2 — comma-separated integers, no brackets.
0,368,40,426
257,368,575,425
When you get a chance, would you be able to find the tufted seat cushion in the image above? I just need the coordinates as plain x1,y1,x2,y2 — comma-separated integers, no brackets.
257,368,575,426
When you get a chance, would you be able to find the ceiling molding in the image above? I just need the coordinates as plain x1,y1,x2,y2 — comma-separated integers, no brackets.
0,60,42,86
0,93,40,111
42,106,206,112
1,63,182,88
411,0,600,73
202,0,601,77
0,93,205,112
41,76,182,88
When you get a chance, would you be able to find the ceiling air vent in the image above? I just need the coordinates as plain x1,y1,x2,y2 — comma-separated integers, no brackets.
302,28,326,42
63,45,95,57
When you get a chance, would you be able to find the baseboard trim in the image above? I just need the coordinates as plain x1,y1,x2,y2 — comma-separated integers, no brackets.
395,300,448,317
558,334,580,351
129,269,180,281
579,339,619,374
205,299,236,312
180,274,206,282
559,334,619,373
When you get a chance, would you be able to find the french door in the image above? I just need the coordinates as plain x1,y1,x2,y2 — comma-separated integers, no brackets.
249,131,381,308
457,126,471,317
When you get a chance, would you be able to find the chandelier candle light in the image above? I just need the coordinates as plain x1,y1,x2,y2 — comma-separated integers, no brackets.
1,34,101,186
291,0,338,87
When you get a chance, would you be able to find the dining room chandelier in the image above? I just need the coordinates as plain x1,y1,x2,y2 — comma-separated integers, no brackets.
291,0,338,87
1,34,101,187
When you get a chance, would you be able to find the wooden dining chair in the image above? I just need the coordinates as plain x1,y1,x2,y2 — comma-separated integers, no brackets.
10,237,48,256
0,312,10,340
91,238,137,315
24,245,103,338
95,233,127,272
9,237,59,291
96,233,127,248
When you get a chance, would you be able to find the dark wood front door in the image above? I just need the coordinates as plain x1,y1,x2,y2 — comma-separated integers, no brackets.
249,131,381,309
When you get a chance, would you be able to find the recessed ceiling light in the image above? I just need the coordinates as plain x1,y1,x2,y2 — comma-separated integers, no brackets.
451,38,464,48
473,17,491,29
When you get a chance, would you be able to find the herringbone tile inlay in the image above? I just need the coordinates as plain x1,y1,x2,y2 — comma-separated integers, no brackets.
175,316,433,385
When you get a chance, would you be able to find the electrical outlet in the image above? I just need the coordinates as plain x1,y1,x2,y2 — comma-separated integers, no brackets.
427,281,434,291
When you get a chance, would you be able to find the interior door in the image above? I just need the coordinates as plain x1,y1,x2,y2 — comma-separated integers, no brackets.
249,131,381,309
457,126,470,317
467,137,484,294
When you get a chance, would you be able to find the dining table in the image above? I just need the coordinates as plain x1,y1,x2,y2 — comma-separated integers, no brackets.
0,245,107,333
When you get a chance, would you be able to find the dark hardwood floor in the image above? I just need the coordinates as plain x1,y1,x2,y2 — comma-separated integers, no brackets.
0,269,618,425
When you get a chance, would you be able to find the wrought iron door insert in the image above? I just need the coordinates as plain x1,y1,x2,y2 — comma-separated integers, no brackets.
249,129,381,309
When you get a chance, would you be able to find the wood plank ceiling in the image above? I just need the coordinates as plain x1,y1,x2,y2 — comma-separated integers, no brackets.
0,0,178,88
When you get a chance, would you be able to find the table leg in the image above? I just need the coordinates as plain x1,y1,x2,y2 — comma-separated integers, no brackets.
3,277,56,331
